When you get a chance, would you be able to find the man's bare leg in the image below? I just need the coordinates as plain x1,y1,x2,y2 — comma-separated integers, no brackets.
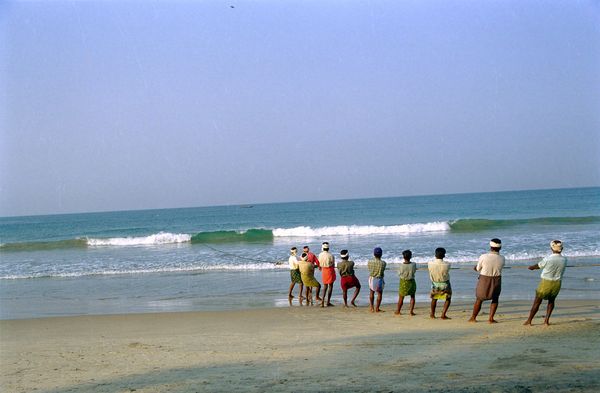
298,284,304,305
350,286,360,307
395,296,404,315
441,298,451,319
489,302,499,323
326,284,334,306
430,299,437,319
544,299,555,325
375,292,384,312
342,289,348,307
288,282,295,298
524,297,543,325
369,290,375,312
315,279,322,301
469,299,483,322
409,296,416,316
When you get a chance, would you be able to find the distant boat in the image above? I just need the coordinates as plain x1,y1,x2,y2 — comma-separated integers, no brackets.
240,205,254,208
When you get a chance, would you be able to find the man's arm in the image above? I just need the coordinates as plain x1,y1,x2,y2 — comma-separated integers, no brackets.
528,263,540,271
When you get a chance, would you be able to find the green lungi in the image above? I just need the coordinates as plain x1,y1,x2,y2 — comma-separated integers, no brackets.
399,278,416,297
536,279,561,300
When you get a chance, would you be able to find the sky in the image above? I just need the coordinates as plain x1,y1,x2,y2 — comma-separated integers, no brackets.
1,1,599,216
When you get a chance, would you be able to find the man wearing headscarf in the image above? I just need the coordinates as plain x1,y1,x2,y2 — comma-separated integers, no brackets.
337,249,361,307
524,240,567,326
469,238,505,323
318,242,336,307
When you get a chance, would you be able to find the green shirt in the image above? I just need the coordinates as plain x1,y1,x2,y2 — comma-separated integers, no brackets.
337,259,355,277
368,258,386,278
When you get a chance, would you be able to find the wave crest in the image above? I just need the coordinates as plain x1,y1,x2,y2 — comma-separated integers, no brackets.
272,222,450,237
88,232,191,246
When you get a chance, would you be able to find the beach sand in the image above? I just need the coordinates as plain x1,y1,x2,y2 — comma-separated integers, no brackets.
2,300,599,392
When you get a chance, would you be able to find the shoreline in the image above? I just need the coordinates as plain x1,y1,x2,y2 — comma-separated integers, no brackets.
2,300,600,392
2,264,598,320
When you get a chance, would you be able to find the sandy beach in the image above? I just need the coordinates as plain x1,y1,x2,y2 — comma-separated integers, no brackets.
2,300,599,392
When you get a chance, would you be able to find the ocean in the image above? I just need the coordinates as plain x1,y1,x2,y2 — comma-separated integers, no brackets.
1,187,599,319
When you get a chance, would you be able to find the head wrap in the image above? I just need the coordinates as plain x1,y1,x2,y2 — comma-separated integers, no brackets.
373,247,383,257
340,250,349,259
322,242,330,251
550,240,563,252
490,239,502,249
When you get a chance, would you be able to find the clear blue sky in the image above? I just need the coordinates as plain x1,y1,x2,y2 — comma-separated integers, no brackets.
1,1,599,216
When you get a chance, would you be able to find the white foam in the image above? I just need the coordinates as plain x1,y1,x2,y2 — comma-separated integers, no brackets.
87,232,192,246
272,222,450,237
0,262,289,280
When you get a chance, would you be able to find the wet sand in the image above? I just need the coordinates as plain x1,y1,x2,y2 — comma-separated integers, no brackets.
2,300,600,392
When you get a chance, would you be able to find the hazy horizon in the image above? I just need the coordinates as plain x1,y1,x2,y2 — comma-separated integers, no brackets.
2,185,598,219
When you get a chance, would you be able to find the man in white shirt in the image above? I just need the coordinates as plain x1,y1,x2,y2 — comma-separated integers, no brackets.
469,238,505,323
318,242,336,307
524,240,567,326
287,247,303,305
428,248,452,319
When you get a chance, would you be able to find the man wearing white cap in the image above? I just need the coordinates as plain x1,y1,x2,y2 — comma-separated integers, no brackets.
469,238,505,323
524,240,567,326
337,249,361,307
318,242,336,307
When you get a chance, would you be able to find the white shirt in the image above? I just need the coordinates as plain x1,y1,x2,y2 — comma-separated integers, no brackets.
476,252,505,277
288,254,300,270
428,259,450,282
539,254,567,281
399,262,417,280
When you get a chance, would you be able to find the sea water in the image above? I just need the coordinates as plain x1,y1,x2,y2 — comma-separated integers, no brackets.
1,187,599,319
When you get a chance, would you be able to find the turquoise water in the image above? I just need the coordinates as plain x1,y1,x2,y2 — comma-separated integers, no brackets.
1,187,599,319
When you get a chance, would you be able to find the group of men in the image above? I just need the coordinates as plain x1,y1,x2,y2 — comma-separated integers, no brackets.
288,238,568,325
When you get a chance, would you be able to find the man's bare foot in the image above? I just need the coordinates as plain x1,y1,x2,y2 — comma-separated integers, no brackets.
410,312,416,316
441,315,451,320
430,314,436,319
370,308,375,313
523,321,532,326
468,317,477,323
489,319,498,324
316,297,323,301
351,302,358,307
394,311,401,315
343,304,349,308
327,303,334,307
375,309,385,313
543,322,551,326
288,294,294,299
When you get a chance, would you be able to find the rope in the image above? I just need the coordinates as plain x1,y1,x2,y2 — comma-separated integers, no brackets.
196,243,283,265
416,264,600,271
195,243,600,269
